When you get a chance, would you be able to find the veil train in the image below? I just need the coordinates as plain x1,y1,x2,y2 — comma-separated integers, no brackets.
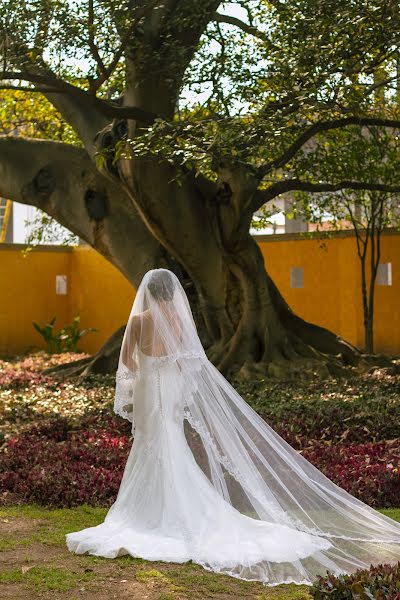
66,268,400,586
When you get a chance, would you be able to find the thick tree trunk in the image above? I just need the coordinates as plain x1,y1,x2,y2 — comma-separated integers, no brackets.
0,137,364,380
197,234,363,380
45,235,363,380
49,229,364,380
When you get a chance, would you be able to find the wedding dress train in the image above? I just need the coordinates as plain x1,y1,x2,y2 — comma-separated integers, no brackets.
66,269,400,586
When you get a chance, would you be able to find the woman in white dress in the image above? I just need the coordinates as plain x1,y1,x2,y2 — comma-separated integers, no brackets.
66,268,400,586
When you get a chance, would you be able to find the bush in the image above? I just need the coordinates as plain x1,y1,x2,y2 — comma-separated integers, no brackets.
0,425,131,507
26,414,130,440
32,315,97,353
1,353,399,508
303,441,400,508
1,414,398,508
311,561,400,599
235,374,400,446
0,376,115,432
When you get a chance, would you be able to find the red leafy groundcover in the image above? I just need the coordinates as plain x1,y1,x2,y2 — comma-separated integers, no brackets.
311,561,400,600
302,441,400,509
1,415,399,508
0,419,131,507
0,370,55,389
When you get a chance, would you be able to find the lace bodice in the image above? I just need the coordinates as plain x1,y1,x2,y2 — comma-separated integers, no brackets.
136,346,207,372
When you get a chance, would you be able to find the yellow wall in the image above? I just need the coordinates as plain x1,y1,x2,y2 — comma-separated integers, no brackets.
69,247,134,352
0,231,399,357
372,233,400,354
0,246,72,356
258,231,399,354
0,244,133,355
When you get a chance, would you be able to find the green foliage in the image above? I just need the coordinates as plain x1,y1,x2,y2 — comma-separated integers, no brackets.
1,352,399,444
311,562,400,600
32,315,97,353
2,0,400,185
1,1,128,90
0,89,79,144
290,126,400,232
108,0,400,183
234,374,400,444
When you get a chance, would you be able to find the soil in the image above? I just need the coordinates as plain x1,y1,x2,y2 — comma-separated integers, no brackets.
0,515,311,600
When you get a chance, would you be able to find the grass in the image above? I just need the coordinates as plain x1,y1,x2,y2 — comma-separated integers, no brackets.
135,568,168,582
2,504,399,552
380,508,400,522
0,504,108,551
0,504,316,599
1,505,399,599
0,565,96,592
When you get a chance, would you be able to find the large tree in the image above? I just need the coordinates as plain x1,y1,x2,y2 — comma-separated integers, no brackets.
1,0,400,377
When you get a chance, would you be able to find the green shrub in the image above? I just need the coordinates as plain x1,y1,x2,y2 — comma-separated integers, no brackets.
234,375,400,444
311,562,400,599
32,315,97,353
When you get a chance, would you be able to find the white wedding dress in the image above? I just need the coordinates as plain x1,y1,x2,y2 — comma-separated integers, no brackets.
66,269,400,586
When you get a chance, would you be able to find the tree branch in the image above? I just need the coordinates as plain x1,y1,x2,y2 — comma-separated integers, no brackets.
0,135,163,282
98,101,157,123
87,0,108,79
1,70,79,90
0,136,107,229
1,70,157,128
1,71,157,121
252,178,400,211
213,12,267,42
0,84,62,93
0,69,109,149
258,117,400,177
89,0,160,93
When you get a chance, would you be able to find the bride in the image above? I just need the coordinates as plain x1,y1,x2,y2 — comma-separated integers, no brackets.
66,268,400,586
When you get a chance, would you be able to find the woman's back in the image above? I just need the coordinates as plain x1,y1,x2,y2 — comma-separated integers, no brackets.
135,306,183,358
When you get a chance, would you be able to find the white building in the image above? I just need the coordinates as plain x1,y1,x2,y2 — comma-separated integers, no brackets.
0,201,75,244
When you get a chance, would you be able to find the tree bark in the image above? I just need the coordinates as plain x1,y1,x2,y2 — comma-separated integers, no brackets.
0,136,165,282
0,135,366,378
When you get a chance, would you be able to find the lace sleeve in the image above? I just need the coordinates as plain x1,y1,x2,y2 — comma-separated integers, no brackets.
114,370,137,423
114,316,138,425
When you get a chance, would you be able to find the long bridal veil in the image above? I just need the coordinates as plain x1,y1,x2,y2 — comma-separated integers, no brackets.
114,268,400,584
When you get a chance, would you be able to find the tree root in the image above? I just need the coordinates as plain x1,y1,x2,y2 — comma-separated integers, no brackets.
43,326,125,378
42,325,396,383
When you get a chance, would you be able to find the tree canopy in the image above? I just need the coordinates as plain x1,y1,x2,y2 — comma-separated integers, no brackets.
2,1,400,188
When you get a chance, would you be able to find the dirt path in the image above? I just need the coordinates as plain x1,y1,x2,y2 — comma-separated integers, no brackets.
0,507,312,600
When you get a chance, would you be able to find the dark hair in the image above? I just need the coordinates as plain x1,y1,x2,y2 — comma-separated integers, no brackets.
148,270,175,302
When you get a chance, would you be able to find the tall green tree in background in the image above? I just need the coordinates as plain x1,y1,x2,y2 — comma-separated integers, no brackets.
1,0,400,376
292,126,400,355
